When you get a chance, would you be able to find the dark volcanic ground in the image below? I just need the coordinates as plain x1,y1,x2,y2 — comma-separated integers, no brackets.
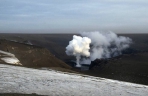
0,33,148,85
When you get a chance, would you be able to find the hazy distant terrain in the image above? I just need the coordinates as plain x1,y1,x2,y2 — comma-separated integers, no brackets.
0,33,148,85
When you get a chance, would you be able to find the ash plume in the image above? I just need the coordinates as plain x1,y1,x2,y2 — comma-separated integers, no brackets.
66,31,132,66
65,35,91,67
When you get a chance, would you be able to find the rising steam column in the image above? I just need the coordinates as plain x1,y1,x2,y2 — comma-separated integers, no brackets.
65,35,91,67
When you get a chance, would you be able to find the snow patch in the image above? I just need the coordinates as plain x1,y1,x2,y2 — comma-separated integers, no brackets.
0,50,22,65
0,50,15,57
1,57,21,65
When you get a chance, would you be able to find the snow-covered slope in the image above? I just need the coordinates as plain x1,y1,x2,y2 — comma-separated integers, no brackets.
0,64,148,96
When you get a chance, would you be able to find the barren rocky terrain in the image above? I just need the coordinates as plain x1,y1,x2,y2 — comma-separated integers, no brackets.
0,39,71,69
0,34,148,85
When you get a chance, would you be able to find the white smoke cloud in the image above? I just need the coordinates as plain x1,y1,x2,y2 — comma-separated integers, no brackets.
80,31,132,64
66,35,91,67
66,31,132,67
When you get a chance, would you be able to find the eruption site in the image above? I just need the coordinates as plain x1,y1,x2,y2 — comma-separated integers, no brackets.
66,35,91,67
66,31,132,67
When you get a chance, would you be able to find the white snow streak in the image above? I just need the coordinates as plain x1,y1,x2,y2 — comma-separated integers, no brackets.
0,50,22,65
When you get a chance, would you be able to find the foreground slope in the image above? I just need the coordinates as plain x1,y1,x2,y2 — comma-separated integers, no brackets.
0,64,148,96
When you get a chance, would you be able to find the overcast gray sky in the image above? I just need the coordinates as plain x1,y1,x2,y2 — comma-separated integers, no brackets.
0,0,148,33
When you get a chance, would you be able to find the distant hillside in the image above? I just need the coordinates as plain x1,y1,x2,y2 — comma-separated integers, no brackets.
0,34,75,61
0,39,71,69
